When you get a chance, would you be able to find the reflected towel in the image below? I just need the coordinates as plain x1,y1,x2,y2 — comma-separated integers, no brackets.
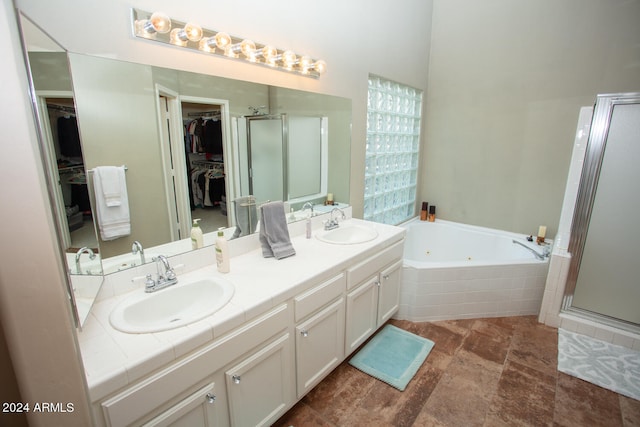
96,166,123,206
92,166,130,240
259,201,296,259
232,196,258,239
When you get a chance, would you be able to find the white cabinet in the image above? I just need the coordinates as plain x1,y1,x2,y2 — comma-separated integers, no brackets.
293,273,346,398
226,333,295,427
345,275,379,353
295,297,345,397
142,377,225,427
377,260,403,325
345,241,404,355
95,229,406,427
100,304,290,427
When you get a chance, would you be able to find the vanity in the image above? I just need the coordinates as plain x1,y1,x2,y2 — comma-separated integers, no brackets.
79,213,405,427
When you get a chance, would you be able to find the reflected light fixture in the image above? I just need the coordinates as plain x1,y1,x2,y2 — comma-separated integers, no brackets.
132,9,326,78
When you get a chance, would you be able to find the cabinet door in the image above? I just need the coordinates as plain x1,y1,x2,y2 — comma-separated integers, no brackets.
142,376,227,427
345,275,379,354
296,297,345,397
377,260,403,325
226,333,294,427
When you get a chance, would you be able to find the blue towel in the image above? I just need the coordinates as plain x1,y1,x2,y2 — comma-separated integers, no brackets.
259,202,296,259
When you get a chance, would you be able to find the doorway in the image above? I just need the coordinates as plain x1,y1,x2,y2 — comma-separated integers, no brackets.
155,90,236,238
36,92,97,252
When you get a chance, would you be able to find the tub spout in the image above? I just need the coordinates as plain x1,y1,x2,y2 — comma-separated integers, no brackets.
512,239,546,261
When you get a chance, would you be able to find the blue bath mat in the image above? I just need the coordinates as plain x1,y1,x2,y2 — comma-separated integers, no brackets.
349,324,434,391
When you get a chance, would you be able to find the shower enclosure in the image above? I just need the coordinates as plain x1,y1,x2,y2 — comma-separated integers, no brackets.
563,92,640,331
235,114,328,205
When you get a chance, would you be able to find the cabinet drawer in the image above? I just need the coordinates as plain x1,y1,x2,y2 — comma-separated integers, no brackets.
294,273,345,322
346,240,404,290
102,304,289,427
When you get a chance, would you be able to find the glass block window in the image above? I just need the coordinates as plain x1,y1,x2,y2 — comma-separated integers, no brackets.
364,75,422,225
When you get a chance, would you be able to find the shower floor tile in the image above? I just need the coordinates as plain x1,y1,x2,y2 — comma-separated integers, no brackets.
274,316,640,427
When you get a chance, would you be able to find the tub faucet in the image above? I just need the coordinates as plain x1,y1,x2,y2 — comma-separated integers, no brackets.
75,247,96,274
145,255,178,292
512,240,549,261
131,240,145,265
324,207,346,230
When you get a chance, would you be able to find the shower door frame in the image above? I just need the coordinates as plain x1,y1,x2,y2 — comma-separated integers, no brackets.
562,92,640,332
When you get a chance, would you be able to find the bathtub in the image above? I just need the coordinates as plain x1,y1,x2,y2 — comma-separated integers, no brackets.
395,218,550,322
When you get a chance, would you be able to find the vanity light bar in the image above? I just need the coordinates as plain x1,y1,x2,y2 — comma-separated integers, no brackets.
131,9,327,79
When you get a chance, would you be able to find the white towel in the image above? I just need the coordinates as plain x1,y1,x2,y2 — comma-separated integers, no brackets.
97,166,123,207
92,166,131,241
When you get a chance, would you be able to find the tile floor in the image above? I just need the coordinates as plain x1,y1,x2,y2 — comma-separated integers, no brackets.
274,316,640,427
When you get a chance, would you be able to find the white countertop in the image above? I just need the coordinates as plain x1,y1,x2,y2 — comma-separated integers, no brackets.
77,218,405,402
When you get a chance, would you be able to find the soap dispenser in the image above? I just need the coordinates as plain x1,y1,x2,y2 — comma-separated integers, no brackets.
216,227,230,273
191,218,203,249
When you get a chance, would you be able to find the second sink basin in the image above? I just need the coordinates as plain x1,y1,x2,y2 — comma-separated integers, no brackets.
316,224,379,245
110,277,235,333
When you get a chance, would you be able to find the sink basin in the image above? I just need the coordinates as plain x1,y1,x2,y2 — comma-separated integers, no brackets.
109,277,234,333
316,224,379,245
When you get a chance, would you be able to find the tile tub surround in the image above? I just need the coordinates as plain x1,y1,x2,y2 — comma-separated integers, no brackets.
397,262,549,322
77,213,405,403
396,218,550,322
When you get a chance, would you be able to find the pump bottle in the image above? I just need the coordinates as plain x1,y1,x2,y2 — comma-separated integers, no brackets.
191,218,203,249
216,227,230,273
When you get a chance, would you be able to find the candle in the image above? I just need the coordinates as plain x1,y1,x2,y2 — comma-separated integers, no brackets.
538,226,546,239
327,193,334,202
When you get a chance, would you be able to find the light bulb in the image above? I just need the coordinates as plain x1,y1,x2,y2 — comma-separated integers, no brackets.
214,32,232,49
282,50,297,67
135,12,171,38
240,39,256,58
170,22,203,46
299,55,313,72
313,60,327,74
261,45,277,61
147,12,171,34
183,23,203,42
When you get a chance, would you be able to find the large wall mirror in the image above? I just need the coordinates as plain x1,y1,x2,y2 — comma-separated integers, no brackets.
19,12,351,326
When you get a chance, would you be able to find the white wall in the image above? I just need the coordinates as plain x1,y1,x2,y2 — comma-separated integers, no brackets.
422,0,640,236
17,0,434,218
0,2,92,426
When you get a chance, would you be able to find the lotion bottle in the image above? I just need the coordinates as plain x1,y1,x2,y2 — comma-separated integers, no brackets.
191,218,203,249
428,205,436,222
216,227,230,273
420,202,428,221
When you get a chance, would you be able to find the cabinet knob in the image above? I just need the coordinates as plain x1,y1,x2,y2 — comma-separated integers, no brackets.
300,330,309,337
375,280,381,287
383,274,390,280
205,393,216,404
232,374,241,384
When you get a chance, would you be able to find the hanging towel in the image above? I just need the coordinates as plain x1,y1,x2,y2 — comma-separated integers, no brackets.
259,201,296,259
232,196,258,239
92,166,131,241
96,166,123,206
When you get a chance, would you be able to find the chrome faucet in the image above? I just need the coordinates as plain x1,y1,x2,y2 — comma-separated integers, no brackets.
324,207,346,230
512,239,550,261
301,202,314,218
145,255,178,292
131,240,145,265
75,247,96,274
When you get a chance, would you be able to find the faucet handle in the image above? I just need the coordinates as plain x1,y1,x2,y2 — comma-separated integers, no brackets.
144,274,156,292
